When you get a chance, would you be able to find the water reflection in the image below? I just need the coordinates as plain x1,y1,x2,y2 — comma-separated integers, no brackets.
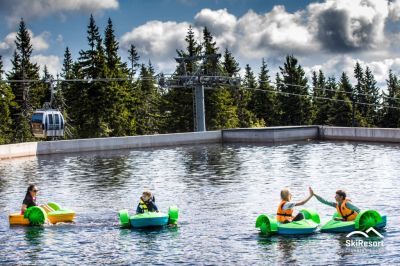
277,238,298,264
0,141,399,264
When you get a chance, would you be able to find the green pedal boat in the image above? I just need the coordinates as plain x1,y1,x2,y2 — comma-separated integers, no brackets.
119,206,179,229
320,210,387,233
256,209,320,235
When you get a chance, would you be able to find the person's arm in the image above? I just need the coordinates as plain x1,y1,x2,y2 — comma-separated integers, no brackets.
294,187,313,206
21,204,28,214
136,204,143,214
152,202,158,212
21,196,32,214
346,201,360,213
295,193,313,206
314,194,336,207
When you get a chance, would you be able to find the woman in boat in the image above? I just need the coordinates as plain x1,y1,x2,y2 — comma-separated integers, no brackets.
21,184,38,214
276,187,313,223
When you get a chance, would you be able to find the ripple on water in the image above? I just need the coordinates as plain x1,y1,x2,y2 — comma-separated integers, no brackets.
0,141,399,264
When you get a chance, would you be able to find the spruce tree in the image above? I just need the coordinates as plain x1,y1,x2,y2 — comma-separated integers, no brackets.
162,26,200,133
0,55,15,144
7,18,41,142
363,67,380,126
201,27,238,130
222,48,240,77
74,14,108,137
104,17,126,76
327,77,353,127
135,63,162,134
128,44,140,78
62,47,73,79
0,55,3,80
277,55,312,125
252,58,276,126
380,70,400,128
312,70,329,125
237,64,257,127
353,62,367,126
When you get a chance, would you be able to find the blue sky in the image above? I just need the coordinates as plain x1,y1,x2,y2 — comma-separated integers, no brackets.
1,0,400,87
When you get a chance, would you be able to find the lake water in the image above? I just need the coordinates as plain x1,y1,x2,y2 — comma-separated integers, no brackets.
0,141,399,265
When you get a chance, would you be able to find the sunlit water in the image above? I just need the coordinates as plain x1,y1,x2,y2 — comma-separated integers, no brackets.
0,141,399,265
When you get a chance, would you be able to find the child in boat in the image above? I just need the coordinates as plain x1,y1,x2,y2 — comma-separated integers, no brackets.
136,191,159,214
310,188,360,221
276,187,313,223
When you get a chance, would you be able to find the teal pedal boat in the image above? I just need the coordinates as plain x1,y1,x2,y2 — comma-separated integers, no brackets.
256,209,320,235
119,206,179,229
320,210,387,233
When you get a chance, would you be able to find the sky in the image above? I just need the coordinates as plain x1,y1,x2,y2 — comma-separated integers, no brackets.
1,0,400,87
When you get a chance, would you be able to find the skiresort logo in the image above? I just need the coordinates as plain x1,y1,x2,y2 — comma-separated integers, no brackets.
346,227,384,248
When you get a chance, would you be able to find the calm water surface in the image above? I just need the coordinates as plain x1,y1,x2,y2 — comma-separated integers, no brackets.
0,141,399,265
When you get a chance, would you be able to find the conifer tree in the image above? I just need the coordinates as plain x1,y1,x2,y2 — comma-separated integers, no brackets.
62,47,73,79
162,26,200,133
237,64,257,127
135,63,162,134
222,48,240,77
128,44,140,78
353,62,366,126
380,70,400,128
363,67,380,126
201,27,238,130
327,76,353,127
0,55,15,144
7,19,41,142
277,55,312,125
252,58,276,126
312,70,329,125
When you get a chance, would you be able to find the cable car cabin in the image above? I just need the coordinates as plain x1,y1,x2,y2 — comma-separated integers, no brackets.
31,110,65,138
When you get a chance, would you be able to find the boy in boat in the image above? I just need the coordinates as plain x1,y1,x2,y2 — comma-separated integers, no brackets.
136,191,159,214
310,188,360,221
277,187,313,223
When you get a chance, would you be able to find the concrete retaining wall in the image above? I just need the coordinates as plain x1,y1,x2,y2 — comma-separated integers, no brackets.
0,131,221,160
222,126,319,143
320,126,400,143
2,126,400,160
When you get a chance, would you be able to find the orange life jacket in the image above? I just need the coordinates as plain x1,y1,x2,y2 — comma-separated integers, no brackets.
276,200,293,223
336,198,358,221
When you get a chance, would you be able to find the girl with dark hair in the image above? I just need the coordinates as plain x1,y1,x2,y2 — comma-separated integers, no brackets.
21,184,38,214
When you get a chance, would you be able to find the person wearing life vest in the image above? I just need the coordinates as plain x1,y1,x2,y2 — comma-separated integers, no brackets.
136,191,159,214
310,188,360,221
276,187,313,223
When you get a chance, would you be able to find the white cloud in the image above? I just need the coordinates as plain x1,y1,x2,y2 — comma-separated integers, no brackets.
0,32,17,54
305,55,400,87
117,3,400,86
31,55,62,77
194,8,237,50
120,20,195,72
1,0,119,26
236,6,318,59
0,30,50,55
308,0,390,52
389,0,400,20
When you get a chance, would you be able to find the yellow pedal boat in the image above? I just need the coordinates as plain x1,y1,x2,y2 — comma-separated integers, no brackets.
9,202,75,225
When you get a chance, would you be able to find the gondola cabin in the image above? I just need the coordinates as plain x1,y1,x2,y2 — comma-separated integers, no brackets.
31,110,65,138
